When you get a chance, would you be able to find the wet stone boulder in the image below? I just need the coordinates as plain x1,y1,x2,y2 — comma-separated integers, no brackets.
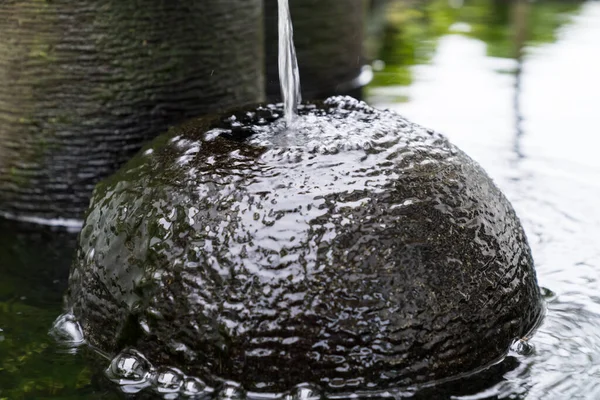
66,97,543,395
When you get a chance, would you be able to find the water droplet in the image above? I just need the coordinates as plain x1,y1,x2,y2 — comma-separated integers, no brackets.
154,367,184,393
106,349,154,393
138,317,151,334
85,247,95,264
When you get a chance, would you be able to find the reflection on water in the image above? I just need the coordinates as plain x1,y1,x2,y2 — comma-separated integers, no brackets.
0,219,117,398
369,0,600,398
1,0,600,398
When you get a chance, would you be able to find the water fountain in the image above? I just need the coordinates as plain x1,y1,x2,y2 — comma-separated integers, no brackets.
53,0,544,397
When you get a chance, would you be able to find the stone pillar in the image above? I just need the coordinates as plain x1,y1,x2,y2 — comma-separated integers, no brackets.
0,0,265,223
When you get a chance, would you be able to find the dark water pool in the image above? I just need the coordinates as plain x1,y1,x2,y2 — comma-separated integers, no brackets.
1,0,600,398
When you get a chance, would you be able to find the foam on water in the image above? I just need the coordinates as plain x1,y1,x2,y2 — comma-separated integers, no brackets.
208,97,444,158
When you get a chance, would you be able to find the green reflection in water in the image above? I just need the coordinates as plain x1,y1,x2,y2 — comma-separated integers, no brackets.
0,221,115,399
369,0,584,90
0,298,89,398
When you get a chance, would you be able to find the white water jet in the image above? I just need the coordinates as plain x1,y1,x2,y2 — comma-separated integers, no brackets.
278,0,302,125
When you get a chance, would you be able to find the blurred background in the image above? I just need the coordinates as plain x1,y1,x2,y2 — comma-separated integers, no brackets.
1,0,600,398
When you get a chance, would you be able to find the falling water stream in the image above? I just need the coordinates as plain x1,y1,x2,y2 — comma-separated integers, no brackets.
277,0,301,124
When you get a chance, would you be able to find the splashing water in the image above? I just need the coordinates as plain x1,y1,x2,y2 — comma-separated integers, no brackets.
278,0,301,125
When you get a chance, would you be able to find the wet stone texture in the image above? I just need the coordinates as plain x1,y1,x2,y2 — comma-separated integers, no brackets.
67,97,543,394
0,0,264,220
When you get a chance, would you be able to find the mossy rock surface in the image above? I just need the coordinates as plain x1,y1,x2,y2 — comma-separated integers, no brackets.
67,97,543,394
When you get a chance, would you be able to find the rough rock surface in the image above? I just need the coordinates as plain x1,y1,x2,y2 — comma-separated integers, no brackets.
0,0,264,220
67,97,543,393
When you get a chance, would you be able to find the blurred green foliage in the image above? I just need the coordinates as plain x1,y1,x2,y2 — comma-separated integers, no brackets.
370,0,583,88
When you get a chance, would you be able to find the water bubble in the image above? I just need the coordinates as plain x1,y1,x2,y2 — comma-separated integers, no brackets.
50,313,85,350
510,338,535,356
286,384,323,400
106,348,154,393
154,367,184,393
217,381,246,400
182,376,209,396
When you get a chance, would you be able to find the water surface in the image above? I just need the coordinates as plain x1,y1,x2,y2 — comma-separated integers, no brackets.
368,1,600,398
